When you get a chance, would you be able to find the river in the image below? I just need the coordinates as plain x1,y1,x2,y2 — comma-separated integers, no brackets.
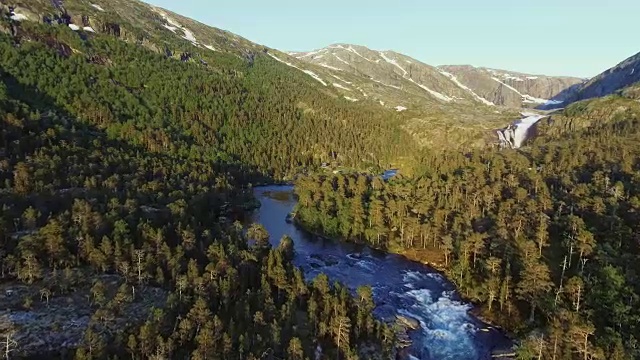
251,185,512,360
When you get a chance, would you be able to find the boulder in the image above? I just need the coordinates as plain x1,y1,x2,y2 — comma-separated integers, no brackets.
396,314,420,330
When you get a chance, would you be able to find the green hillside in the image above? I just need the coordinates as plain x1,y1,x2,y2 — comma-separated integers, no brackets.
294,93,640,359
0,11,417,180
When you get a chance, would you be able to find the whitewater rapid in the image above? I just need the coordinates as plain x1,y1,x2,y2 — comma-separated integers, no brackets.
251,186,511,359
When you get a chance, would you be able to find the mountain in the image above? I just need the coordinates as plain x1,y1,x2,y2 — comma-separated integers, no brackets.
545,51,640,107
2,0,423,177
3,0,262,55
291,45,584,109
289,44,529,149
437,65,585,108
290,44,484,107
4,2,523,150
494,79,640,150
535,80,640,139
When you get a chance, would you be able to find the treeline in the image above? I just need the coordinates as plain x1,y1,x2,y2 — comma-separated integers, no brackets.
294,114,640,359
0,16,398,359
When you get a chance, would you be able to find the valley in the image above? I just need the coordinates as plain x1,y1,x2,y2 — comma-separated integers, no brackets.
0,0,639,359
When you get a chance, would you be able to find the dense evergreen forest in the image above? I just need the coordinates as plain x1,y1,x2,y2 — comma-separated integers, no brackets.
295,96,640,359
0,15,404,359
0,18,414,180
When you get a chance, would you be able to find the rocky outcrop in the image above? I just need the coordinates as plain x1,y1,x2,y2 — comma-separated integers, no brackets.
396,314,421,330
394,314,421,350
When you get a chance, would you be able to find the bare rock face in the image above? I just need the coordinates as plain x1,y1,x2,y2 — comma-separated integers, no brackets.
438,65,585,108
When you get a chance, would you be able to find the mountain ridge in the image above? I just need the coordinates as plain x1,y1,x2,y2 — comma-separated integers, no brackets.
291,43,585,109
543,51,640,108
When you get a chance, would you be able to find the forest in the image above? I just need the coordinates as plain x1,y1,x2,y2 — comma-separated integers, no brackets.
0,18,415,181
3,4,640,359
294,99,640,359
0,14,404,360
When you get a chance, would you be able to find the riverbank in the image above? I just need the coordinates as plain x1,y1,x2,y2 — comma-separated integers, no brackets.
292,214,517,357
253,185,515,359
381,246,518,346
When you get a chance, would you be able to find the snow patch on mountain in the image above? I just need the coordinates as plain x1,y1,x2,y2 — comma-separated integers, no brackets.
379,51,408,77
154,9,198,44
395,106,407,112
163,24,178,33
493,77,556,105
330,45,378,63
68,24,80,31
268,53,328,86
522,95,547,104
371,78,402,90
91,4,105,11
331,75,353,85
83,26,96,32
320,63,343,71
10,12,29,21
204,45,216,51
522,96,565,106
491,77,523,96
344,96,358,102
408,78,453,102
302,71,328,86
347,46,374,62
378,51,452,102
439,70,494,106
504,75,524,81
182,28,197,43
295,49,327,59
543,99,564,106
333,83,352,91
333,54,351,66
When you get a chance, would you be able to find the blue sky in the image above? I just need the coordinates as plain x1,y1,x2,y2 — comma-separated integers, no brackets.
145,0,639,78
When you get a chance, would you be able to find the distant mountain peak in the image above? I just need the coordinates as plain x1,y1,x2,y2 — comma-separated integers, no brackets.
291,44,584,109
